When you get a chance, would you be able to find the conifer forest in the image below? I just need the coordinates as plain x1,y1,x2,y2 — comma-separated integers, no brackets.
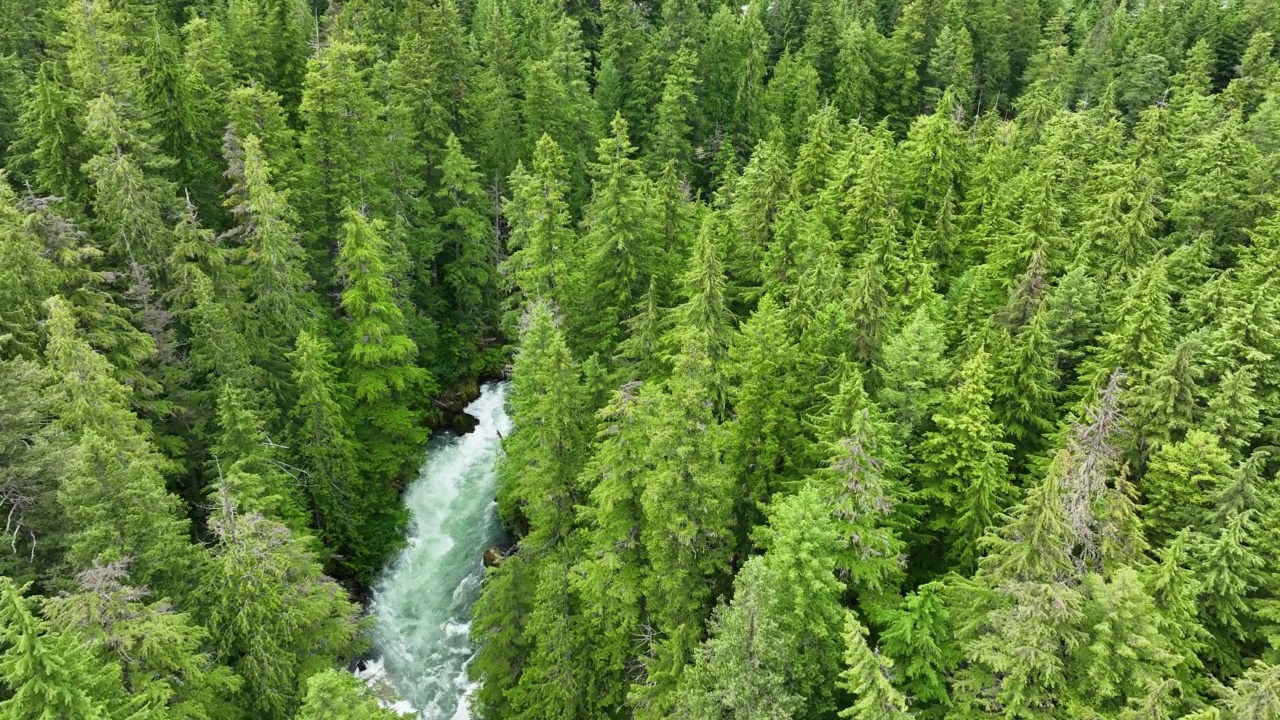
5,0,1280,715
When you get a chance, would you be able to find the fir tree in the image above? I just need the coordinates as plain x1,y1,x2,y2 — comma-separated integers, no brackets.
1140,430,1234,547
226,132,314,355
338,208,432,489
297,669,401,720
726,294,807,526
501,134,573,322
574,114,664,357
437,133,500,377
199,484,362,720
0,577,132,718
838,611,914,719
499,302,589,545
286,331,387,583
917,349,1016,569
44,297,195,595
42,561,240,717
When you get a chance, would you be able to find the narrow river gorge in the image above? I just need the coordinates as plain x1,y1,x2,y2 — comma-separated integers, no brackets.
368,382,512,719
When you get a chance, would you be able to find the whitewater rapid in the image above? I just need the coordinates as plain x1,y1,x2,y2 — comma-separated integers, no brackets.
370,381,512,719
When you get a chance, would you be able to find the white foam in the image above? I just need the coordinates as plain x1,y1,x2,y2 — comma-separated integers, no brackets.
366,382,512,719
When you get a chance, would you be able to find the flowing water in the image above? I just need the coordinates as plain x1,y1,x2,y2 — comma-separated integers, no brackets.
370,381,512,719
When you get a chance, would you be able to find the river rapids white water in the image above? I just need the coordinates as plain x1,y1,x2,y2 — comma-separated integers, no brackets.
369,381,512,719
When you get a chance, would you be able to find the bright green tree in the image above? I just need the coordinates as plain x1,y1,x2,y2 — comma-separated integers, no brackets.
0,577,132,719
916,349,1015,569
839,611,914,719
573,114,664,357
297,669,401,720
337,208,432,484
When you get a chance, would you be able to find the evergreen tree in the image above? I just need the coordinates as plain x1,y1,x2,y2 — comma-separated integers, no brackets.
728,140,790,295
638,335,735,650
9,62,87,201
1140,430,1234,547
297,669,401,720
436,133,500,378
916,349,1016,569
0,577,132,718
211,379,307,528
669,212,734,414
876,304,952,447
879,582,958,714
42,561,240,718
225,0,310,109
838,611,914,719
44,297,196,595
570,382,657,714
991,308,1060,463
337,208,432,485
573,114,664,357
726,294,807,526
673,557,803,719
287,331,388,584
809,369,909,603
200,484,362,720
501,134,573,322
1205,366,1262,459
499,302,589,544
226,132,314,355
297,42,387,258
647,48,699,179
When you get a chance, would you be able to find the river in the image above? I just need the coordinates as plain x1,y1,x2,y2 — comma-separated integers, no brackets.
369,381,512,719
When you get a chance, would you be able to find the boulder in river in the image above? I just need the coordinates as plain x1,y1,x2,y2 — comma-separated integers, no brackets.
483,547,505,568
451,411,480,434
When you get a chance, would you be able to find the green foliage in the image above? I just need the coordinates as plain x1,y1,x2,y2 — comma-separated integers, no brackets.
337,207,432,484
297,670,401,720
200,485,362,720
916,349,1015,569
2,0,1280,716
0,577,132,719
573,114,664,357
839,611,914,719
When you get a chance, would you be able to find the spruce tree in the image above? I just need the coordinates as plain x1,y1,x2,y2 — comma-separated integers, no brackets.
286,331,388,583
669,212,734,414
436,133,500,377
297,42,387,256
1140,430,1234,547
838,611,914,719
879,582,958,714
573,114,664,357
991,308,1060,464
499,302,589,545
501,134,573,322
916,349,1016,569
809,369,909,604
0,577,131,718
199,484,362,720
44,297,196,595
639,334,735,648
337,208,432,484
297,670,401,720
647,48,699,179
42,562,240,717
225,132,314,353
876,304,952,447
673,557,803,720
727,140,791,294
726,294,807,526
9,62,87,201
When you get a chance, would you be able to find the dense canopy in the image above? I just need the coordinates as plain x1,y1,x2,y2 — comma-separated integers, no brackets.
2,0,1280,716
